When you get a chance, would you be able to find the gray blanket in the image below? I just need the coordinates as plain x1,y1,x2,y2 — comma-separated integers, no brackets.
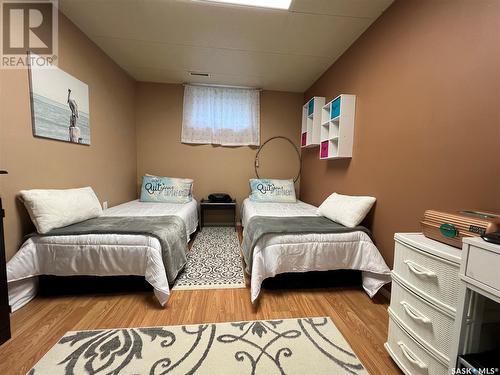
241,216,371,273
27,216,188,284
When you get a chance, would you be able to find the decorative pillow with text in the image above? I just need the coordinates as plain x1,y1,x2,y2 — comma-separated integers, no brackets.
249,179,296,203
140,175,193,203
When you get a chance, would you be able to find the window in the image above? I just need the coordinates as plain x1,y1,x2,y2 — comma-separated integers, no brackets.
181,85,260,146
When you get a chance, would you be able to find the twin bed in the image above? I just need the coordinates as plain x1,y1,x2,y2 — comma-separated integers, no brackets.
7,186,390,312
7,199,198,311
241,198,391,302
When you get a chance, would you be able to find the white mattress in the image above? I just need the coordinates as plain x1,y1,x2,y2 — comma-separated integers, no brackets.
241,199,318,227
7,199,198,312
241,198,391,302
104,199,198,238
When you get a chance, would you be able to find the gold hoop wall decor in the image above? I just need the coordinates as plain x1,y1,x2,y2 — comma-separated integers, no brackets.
254,136,301,183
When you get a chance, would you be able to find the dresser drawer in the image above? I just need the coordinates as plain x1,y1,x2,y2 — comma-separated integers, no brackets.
389,277,454,362
386,315,447,375
393,239,460,313
465,244,500,293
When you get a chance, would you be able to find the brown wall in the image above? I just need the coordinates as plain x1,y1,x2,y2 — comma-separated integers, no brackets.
0,14,137,260
135,83,303,219
301,0,500,266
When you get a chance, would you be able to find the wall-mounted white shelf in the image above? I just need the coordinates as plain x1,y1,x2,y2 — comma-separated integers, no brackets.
301,96,325,148
319,94,356,159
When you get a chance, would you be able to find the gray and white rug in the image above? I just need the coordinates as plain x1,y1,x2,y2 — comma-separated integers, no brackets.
29,317,367,375
173,226,246,290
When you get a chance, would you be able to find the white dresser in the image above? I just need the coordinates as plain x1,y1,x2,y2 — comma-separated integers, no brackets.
385,233,462,375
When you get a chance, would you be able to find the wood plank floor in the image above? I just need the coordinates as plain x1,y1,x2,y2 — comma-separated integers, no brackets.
0,229,402,375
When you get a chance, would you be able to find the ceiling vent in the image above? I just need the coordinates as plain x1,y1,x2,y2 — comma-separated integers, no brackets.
189,72,211,77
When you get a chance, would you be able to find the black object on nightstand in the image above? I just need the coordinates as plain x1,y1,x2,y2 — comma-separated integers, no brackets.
0,170,11,345
482,231,500,245
200,199,237,230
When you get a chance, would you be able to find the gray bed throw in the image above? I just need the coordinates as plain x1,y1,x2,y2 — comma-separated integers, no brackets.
241,216,371,273
26,216,188,284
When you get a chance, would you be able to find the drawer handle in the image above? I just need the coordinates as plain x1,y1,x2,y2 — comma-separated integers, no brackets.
397,341,428,369
404,260,436,277
400,301,431,324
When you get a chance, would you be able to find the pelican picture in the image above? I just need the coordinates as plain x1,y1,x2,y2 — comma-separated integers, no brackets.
29,54,90,145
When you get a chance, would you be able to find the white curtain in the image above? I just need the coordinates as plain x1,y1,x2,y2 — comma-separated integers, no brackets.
181,85,260,146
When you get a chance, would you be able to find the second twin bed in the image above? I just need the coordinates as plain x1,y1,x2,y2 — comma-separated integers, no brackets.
241,198,391,303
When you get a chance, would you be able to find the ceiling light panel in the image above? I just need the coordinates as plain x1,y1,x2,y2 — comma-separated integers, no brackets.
199,0,292,10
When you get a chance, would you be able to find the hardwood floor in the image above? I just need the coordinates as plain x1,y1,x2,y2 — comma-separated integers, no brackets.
0,229,402,375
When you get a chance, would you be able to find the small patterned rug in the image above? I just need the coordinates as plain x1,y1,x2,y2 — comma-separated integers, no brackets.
28,317,367,375
173,226,246,290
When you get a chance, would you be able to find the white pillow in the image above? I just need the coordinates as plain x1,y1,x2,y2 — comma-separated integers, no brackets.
317,192,376,227
18,187,103,234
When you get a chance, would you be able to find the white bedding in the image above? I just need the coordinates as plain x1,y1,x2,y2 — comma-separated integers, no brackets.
241,198,391,302
104,199,198,237
7,199,198,312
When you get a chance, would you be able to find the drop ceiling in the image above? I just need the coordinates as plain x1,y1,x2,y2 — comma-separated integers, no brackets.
59,0,393,92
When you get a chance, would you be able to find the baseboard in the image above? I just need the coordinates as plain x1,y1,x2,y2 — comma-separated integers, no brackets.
200,222,242,226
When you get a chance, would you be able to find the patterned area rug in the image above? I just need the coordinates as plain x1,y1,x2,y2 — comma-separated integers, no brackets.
173,226,246,290
29,317,367,375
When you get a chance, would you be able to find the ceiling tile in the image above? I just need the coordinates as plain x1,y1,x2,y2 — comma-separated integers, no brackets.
291,0,393,18
94,36,331,91
282,12,372,58
59,0,394,91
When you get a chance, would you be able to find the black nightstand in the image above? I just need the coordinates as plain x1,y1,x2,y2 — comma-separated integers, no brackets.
200,199,237,230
